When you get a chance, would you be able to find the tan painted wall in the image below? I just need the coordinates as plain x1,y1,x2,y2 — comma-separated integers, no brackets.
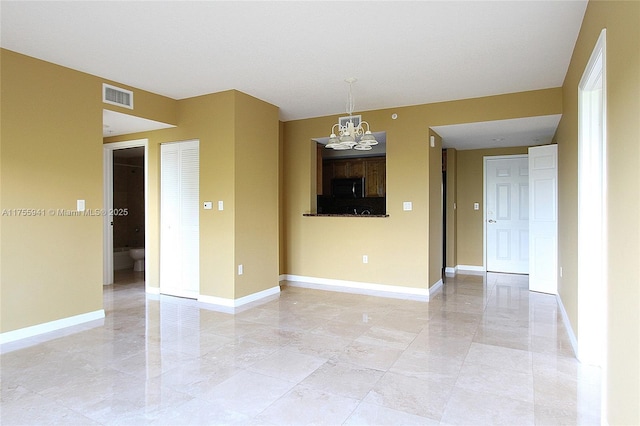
1,49,103,331
556,1,640,422
106,90,279,301
107,91,238,299
102,79,178,126
233,91,280,298
455,146,529,267
1,48,278,334
0,50,174,332
282,89,561,291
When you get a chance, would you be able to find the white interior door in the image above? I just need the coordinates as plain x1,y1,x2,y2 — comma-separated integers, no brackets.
528,144,558,294
485,155,529,273
160,140,199,298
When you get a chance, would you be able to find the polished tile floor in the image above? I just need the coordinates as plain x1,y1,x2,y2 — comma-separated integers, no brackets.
1,272,601,425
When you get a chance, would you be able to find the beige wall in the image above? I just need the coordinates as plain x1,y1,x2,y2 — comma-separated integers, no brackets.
102,79,178,127
556,1,640,422
3,3,639,419
233,91,280,298
455,146,529,267
106,90,280,301
107,92,235,299
0,50,175,332
1,50,103,331
1,49,279,334
282,89,561,291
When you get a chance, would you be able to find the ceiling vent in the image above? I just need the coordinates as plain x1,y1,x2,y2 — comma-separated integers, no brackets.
103,83,133,109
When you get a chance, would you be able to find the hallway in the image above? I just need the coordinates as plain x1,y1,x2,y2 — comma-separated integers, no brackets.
1,273,601,424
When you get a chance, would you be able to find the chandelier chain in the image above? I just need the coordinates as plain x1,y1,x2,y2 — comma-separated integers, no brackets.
346,81,355,116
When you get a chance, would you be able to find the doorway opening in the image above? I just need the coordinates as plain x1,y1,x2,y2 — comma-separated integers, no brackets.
442,150,447,279
103,139,149,290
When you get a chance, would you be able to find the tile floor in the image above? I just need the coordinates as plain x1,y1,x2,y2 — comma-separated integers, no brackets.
1,272,601,425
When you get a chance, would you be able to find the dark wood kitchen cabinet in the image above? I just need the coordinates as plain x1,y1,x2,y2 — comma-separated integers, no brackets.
322,157,385,197
331,159,365,179
365,157,386,197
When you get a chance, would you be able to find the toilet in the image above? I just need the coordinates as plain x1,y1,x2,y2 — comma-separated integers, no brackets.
129,247,145,272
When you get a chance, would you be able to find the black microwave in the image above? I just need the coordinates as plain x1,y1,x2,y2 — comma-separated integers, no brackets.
332,177,365,198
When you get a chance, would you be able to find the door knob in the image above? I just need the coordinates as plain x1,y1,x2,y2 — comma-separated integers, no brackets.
488,219,496,223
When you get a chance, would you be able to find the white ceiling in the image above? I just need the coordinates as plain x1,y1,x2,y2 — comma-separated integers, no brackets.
433,114,562,150
103,109,175,137
1,1,587,147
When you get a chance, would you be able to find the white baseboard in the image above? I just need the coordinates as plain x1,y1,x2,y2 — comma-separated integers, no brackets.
456,265,486,275
0,309,105,346
145,286,160,295
198,286,281,311
430,279,444,297
556,294,578,357
445,266,457,276
281,275,430,302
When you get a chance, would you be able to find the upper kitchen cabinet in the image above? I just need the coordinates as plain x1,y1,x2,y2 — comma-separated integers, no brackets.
322,157,385,197
365,157,386,197
330,158,365,179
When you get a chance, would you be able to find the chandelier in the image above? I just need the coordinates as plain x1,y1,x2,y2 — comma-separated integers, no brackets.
325,78,378,151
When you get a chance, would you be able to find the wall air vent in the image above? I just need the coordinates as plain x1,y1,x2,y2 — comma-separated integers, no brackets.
103,83,133,109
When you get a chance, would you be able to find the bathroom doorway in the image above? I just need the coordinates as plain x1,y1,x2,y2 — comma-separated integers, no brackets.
103,139,149,288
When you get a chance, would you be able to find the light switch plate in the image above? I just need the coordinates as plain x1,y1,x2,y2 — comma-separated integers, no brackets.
218,201,224,211
203,201,213,210
77,199,85,212
403,202,412,211
474,202,480,210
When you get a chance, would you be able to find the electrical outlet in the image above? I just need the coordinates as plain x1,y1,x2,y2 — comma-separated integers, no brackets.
362,255,368,264
474,202,480,210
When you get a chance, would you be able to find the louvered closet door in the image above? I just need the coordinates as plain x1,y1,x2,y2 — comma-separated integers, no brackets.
160,140,199,298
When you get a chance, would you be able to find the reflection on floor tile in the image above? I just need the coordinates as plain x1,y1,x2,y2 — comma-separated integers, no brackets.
0,271,601,425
